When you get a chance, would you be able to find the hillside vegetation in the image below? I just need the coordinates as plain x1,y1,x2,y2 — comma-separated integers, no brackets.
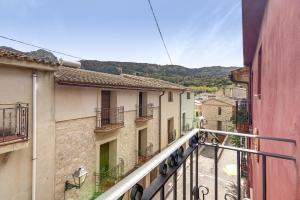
80,60,238,91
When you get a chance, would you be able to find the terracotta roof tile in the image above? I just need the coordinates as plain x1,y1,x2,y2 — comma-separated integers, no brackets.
0,48,59,66
55,66,184,90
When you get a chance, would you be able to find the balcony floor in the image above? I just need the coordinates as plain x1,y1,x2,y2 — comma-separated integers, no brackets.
94,123,124,134
0,135,27,145
135,116,153,123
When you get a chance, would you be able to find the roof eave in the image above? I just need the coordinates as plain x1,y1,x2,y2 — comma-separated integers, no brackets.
0,57,58,71
242,0,267,66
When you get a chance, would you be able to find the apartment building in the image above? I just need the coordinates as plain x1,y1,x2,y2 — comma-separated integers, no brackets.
54,66,178,199
180,90,195,135
239,0,300,199
0,49,58,200
0,48,188,200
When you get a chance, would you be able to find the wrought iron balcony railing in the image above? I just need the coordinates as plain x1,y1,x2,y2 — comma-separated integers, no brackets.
95,128,296,200
94,159,125,196
95,106,124,132
234,100,250,133
182,124,190,132
0,103,29,144
136,143,156,167
136,103,154,122
168,129,176,144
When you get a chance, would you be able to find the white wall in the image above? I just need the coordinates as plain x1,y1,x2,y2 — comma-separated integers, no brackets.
160,90,181,148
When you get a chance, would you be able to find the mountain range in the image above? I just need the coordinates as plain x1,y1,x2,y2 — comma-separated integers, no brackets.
0,46,239,87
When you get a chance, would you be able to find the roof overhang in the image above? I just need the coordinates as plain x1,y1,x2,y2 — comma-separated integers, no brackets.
0,57,58,71
242,0,267,66
230,67,249,83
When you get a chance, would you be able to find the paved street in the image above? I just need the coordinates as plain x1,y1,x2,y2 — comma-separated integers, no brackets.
153,144,238,200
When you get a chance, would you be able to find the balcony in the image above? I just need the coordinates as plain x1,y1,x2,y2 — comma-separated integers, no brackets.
168,130,176,144
234,100,250,133
95,106,124,134
95,129,296,200
0,103,29,154
136,143,156,167
182,124,190,133
135,103,154,123
94,159,125,196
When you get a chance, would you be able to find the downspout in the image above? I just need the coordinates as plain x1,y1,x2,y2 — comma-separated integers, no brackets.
32,73,37,200
159,91,165,152
179,90,184,137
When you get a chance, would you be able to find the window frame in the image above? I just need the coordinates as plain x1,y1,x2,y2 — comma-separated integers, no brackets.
168,91,173,102
218,107,222,115
187,92,190,99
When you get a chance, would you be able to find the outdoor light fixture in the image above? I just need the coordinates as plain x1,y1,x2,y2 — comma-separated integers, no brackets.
65,167,88,191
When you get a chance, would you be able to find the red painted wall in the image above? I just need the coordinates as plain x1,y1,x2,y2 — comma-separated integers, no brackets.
246,0,300,199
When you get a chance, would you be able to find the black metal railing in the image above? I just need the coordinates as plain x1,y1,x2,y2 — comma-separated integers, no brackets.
96,106,124,130
0,103,29,144
94,158,125,195
136,103,154,120
234,100,250,133
96,129,296,200
137,143,154,166
182,124,190,132
168,130,176,144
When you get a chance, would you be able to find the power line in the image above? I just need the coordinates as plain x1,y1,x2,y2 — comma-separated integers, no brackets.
147,0,173,65
0,34,84,60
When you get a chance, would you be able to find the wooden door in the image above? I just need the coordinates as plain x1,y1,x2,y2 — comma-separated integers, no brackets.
139,92,143,117
101,91,111,125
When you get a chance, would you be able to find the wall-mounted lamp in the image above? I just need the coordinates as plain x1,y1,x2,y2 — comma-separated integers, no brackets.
65,167,88,191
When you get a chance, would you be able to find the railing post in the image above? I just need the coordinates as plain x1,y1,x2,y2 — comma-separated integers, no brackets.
237,150,241,200
160,186,165,200
214,145,218,200
183,160,186,199
173,170,177,200
196,145,198,189
262,155,267,200
190,151,193,200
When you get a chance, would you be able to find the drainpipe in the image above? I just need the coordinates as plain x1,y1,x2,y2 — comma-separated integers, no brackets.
179,90,184,137
32,73,37,200
159,91,165,152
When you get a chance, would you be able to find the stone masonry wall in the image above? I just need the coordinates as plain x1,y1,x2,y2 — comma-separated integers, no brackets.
55,117,96,200
202,100,234,131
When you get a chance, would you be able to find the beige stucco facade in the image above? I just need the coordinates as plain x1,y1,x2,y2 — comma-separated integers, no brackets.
160,90,181,149
54,84,161,199
0,64,56,200
0,55,184,200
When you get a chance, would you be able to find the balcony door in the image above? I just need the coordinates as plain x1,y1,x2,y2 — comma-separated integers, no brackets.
168,118,174,142
101,91,111,125
139,92,143,117
138,92,147,117
182,113,186,130
138,129,147,156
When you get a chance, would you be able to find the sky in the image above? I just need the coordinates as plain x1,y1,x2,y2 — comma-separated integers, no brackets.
0,0,243,68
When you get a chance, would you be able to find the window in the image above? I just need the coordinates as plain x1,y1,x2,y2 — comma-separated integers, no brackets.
257,45,262,98
218,107,222,115
168,91,173,102
187,92,190,99
217,121,222,131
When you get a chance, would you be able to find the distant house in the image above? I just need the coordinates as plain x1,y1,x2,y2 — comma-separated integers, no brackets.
180,90,195,135
216,85,247,100
201,97,235,132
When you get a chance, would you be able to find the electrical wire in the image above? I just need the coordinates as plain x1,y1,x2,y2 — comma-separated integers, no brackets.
0,34,84,60
146,0,173,65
